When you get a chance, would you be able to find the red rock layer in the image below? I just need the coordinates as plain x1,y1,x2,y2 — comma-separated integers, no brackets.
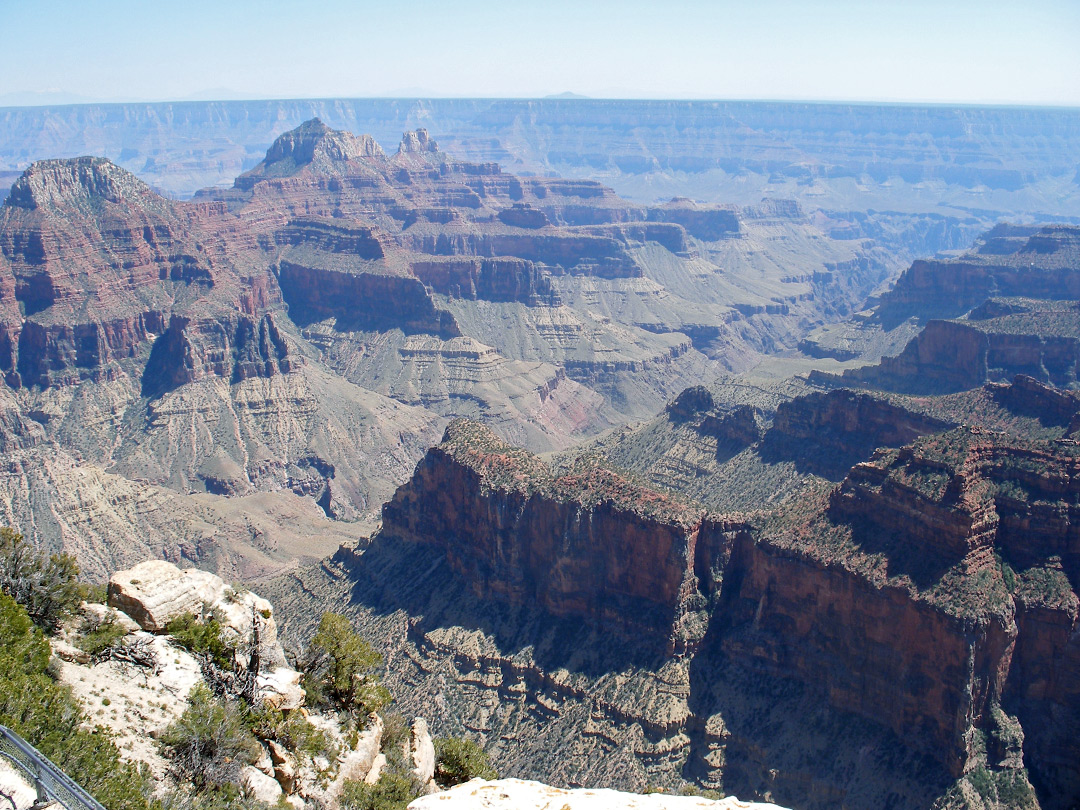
878,226,1080,321
376,418,1080,788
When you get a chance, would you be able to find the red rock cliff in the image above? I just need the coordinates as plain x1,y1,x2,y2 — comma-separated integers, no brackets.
373,419,1080,792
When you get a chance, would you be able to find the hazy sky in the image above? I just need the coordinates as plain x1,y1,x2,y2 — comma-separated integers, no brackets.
1,0,1078,106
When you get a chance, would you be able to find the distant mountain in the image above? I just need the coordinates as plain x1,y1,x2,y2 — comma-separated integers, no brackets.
0,119,887,581
0,99,1077,222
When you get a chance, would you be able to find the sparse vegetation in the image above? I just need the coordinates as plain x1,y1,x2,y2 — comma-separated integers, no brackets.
76,613,128,658
165,612,237,670
245,702,338,775
339,772,424,810
951,766,1038,809
0,592,155,810
157,684,260,793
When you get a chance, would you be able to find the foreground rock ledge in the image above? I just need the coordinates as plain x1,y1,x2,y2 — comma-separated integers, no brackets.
407,779,791,810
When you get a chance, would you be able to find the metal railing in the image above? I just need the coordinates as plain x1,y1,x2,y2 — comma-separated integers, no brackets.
0,725,106,810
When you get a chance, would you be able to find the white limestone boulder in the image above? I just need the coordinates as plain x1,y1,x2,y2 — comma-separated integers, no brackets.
258,666,306,711
108,559,287,668
411,717,436,786
243,765,284,804
364,753,387,785
108,560,221,633
406,779,795,810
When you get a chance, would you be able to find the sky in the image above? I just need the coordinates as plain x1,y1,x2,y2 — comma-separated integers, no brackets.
0,0,1078,107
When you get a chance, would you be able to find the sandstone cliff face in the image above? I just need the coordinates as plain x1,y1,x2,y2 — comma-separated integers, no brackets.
876,226,1080,323
277,259,461,337
141,311,298,397
842,299,1080,394
380,420,715,647
646,201,741,242
764,388,955,476
285,417,1076,808
409,258,558,304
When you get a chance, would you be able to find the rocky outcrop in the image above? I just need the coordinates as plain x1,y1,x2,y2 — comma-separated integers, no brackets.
306,419,1079,807
406,779,791,810
841,299,1080,394
811,429,1080,791
398,128,440,155
235,119,384,189
277,259,461,337
276,217,390,259
4,156,159,212
647,200,741,242
107,559,289,670
876,226,1080,323
410,718,436,787
380,419,715,647
498,204,551,229
762,388,954,476
59,559,428,808
409,258,558,304
10,310,167,388
141,311,299,397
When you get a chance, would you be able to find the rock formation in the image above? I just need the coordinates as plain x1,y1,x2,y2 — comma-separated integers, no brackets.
875,226,1080,324
2,99,1076,227
0,118,895,578
406,779,790,810
268,390,1079,808
840,298,1080,394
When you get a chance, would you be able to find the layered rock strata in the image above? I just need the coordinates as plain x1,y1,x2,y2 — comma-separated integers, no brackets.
841,299,1080,394
877,226,1080,323
274,418,1077,808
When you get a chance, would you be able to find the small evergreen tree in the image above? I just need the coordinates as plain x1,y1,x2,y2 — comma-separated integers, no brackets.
0,526,83,633
301,613,390,721
433,736,498,786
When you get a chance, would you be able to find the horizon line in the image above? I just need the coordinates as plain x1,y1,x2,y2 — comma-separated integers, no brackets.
2,95,1080,113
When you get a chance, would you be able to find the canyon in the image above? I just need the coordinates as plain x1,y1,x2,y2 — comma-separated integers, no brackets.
0,117,900,579
268,372,1078,809
1,99,1079,810
1,99,1077,225
264,220,1080,809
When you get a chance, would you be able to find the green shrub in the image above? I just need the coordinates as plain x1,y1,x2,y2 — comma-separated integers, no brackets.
0,526,83,633
677,785,721,800
156,782,274,810
339,772,424,810
0,593,154,810
245,703,338,774
76,614,128,658
157,684,260,792
165,613,236,670
82,583,109,605
964,766,1038,808
433,736,497,786
380,712,411,768
301,613,390,721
